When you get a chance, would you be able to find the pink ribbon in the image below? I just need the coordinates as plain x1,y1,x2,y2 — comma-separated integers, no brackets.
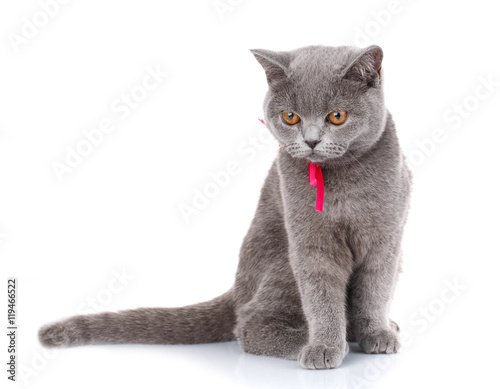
308,162,324,212
258,118,324,212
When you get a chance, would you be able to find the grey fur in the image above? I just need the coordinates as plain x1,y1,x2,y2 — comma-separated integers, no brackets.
39,45,411,370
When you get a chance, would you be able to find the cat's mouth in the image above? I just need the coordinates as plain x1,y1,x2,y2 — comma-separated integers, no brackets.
285,142,347,162
307,153,329,163
303,148,347,163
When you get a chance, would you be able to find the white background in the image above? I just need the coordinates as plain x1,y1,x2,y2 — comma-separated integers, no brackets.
1,0,499,388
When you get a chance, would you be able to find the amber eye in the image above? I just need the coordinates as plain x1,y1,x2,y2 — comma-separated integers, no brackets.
282,111,301,125
327,111,348,125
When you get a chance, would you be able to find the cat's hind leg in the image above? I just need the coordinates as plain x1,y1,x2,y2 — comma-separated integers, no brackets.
234,276,308,360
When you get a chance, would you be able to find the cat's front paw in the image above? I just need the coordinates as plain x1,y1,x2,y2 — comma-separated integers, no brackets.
298,342,349,370
358,328,400,354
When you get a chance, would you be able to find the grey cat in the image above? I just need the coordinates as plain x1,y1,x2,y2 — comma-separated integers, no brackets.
39,44,411,370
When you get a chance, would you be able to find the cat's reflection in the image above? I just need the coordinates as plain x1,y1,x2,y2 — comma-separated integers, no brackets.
169,341,398,389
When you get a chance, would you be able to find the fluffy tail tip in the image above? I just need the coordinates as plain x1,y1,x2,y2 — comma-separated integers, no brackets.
38,322,70,348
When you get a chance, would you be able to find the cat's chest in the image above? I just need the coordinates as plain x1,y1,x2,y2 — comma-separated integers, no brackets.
280,163,392,227
322,171,377,216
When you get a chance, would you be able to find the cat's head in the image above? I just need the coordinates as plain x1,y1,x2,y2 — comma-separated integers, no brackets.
251,45,387,164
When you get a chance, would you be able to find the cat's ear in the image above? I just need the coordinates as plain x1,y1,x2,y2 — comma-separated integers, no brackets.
250,49,290,87
342,45,383,87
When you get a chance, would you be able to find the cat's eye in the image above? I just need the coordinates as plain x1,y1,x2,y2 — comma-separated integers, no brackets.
327,111,348,125
282,111,301,125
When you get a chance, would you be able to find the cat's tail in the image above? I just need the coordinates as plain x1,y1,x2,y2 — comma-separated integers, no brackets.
38,290,236,348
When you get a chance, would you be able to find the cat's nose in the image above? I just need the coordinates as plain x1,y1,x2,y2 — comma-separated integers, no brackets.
305,140,321,149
